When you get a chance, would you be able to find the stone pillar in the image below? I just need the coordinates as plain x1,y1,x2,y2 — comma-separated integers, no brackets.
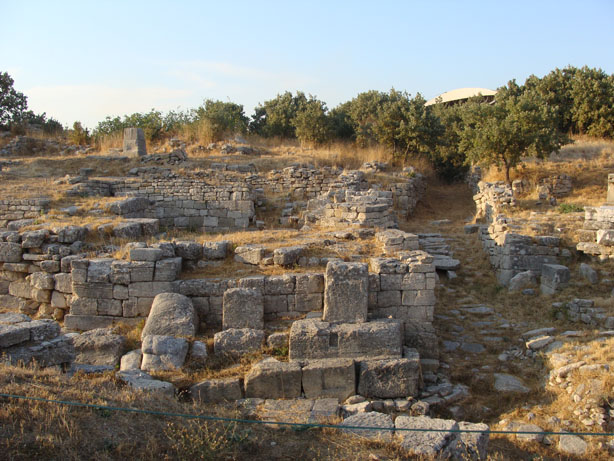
123,127,147,157
323,261,368,323
607,174,614,204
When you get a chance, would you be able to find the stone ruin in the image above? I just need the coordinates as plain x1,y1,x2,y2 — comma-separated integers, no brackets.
123,127,147,157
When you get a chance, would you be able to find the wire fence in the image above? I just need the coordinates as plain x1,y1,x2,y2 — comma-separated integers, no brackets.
1,392,613,437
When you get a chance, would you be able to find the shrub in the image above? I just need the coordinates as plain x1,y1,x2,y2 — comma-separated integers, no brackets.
558,203,584,213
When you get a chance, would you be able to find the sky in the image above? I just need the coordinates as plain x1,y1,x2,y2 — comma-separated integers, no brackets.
2,0,613,129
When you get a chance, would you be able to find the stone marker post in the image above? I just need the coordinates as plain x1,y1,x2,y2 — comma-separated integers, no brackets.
123,127,147,157
607,174,614,204
323,261,368,323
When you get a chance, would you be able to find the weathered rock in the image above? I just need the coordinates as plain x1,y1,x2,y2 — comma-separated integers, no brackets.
301,359,355,400
395,416,458,457
106,197,150,216
141,335,189,371
273,246,304,267
123,127,147,156
558,434,587,456
448,422,490,460
129,247,163,262
120,349,142,371
202,241,230,260
244,358,301,399
213,328,264,356
540,264,570,295
234,245,265,265
266,332,288,349
289,319,402,361
174,241,202,260
515,423,544,442
117,370,175,397
222,288,263,330
579,263,598,284
342,412,394,442
72,328,126,366
141,293,197,339
190,378,243,403
357,358,422,398
322,261,368,323
493,373,529,393
0,242,22,263
189,340,208,366
508,270,537,292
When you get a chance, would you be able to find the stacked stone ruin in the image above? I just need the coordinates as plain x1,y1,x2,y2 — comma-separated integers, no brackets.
576,175,614,259
473,181,562,286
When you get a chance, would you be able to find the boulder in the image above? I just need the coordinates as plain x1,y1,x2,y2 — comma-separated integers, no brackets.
508,270,537,292
273,246,304,267
72,328,126,366
202,241,230,260
120,349,142,371
395,416,458,457
493,373,529,393
540,264,570,295
141,293,197,339
558,434,587,456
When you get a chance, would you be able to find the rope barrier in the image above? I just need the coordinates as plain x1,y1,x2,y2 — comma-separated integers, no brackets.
2,392,613,437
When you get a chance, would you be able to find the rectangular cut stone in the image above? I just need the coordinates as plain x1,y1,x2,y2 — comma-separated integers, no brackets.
128,282,173,298
377,290,401,308
123,127,147,156
294,293,322,312
69,297,98,315
129,248,163,262
302,358,355,401
357,358,421,398
129,262,155,282
323,261,368,323
73,283,114,299
380,274,402,291
263,295,288,314
53,273,72,293
64,314,115,331
289,319,402,361
295,273,324,293
401,273,425,290
222,288,264,330
244,359,301,399
154,258,182,281
97,299,123,316
264,275,295,295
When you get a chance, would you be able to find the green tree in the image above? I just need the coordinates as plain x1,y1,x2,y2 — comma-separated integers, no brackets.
0,72,28,128
343,90,389,147
429,103,468,181
68,121,90,145
460,80,569,184
293,96,332,146
193,99,248,140
569,66,614,138
249,91,308,138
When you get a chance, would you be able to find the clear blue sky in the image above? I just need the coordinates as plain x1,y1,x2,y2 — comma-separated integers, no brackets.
2,0,613,129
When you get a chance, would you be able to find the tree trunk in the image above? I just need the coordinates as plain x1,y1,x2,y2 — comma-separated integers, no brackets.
502,155,511,186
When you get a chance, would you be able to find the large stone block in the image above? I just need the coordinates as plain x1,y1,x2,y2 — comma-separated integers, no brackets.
190,378,243,403
154,257,182,281
357,358,422,398
244,358,301,399
540,264,571,295
72,328,126,366
222,288,263,330
302,358,355,400
289,319,402,361
141,335,188,371
213,328,264,356
395,416,459,457
123,127,147,156
141,293,197,339
0,242,22,263
323,261,368,323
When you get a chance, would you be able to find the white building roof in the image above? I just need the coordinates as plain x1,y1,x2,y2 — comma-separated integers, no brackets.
425,87,497,106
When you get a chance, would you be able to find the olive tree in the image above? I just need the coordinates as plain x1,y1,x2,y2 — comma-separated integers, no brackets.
0,72,28,128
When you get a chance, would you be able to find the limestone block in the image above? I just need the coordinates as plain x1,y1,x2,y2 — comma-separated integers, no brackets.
141,293,197,339
129,248,163,262
0,242,22,263
263,294,288,314
69,297,98,315
244,358,301,399
190,378,243,403
40,260,60,273
357,358,422,398
294,293,322,312
234,245,265,265
377,290,401,308
113,222,142,240
323,261,368,323
342,412,394,442
0,323,30,347
213,328,264,356
264,275,295,295
73,283,114,299
141,335,188,371
395,416,459,457
87,259,114,283
50,291,67,308
579,263,598,284
288,319,402,361
123,127,147,156
20,230,48,249
53,273,72,293
202,241,230,260
56,225,87,244
97,299,123,316
222,288,263,330
128,281,173,298
109,261,131,285
105,197,150,216
129,261,155,282
302,358,355,400
28,272,55,290
266,332,288,348
64,315,117,331
154,257,182,281
273,246,303,267
295,273,324,293
120,349,142,371
174,241,202,260
73,328,126,366
116,370,174,397
540,264,571,295
113,284,129,300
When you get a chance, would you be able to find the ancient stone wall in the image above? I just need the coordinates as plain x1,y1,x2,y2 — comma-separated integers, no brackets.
474,182,561,286
0,198,50,228
577,205,614,259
